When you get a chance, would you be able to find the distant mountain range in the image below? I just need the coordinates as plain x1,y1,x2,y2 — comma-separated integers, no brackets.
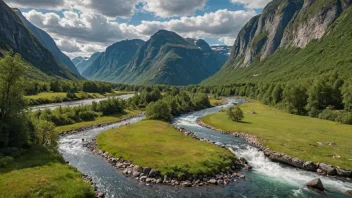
203,0,352,85
0,1,82,80
75,30,230,85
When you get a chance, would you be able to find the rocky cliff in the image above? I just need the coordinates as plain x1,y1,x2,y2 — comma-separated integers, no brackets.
0,1,82,80
203,0,352,84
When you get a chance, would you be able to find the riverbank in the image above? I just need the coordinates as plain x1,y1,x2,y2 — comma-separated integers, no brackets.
92,120,246,187
25,91,135,106
56,109,142,134
0,145,94,197
199,100,352,179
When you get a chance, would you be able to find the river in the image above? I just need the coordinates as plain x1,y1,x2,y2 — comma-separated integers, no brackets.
31,94,135,111
59,98,352,197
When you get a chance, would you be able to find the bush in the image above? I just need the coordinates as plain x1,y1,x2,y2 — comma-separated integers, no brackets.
78,110,99,121
227,106,244,122
146,101,172,121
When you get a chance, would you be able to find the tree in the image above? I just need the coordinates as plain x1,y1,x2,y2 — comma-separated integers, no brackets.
0,54,27,148
227,106,244,122
34,119,58,148
146,101,172,121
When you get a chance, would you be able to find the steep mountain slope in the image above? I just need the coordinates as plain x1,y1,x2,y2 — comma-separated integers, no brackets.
76,52,101,74
185,39,229,75
0,1,81,80
114,30,211,85
82,39,145,81
14,8,81,76
203,0,352,85
72,56,88,67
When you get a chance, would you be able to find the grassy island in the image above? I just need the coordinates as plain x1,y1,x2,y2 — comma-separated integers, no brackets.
201,101,352,170
96,120,236,178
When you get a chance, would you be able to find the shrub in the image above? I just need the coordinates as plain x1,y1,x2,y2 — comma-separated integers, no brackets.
146,101,172,121
227,106,244,122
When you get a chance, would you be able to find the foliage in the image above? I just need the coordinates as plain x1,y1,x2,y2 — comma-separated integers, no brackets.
227,106,244,122
146,101,172,121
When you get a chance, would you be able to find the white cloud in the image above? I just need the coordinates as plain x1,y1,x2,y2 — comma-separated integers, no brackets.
218,37,236,46
23,9,255,57
5,0,139,18
230,0,272,9
142,0,207,18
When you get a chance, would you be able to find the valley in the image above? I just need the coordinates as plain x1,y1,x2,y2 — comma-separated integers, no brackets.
0,0,352,197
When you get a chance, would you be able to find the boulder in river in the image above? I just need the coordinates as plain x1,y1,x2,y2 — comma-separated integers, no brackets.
303,161,317,171
319,163,337,175
143,167,151,175
148,169,160,178
209,179,217,184
181,181,192,187
336,168,352,177
345,190,352,195
306,178,325,191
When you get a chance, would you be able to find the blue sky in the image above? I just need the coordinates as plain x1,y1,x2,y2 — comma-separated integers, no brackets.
4,0,270,57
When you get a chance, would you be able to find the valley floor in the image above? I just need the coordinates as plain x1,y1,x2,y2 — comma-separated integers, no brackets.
0,145,94,197
201,100,352,170
96,120,236,178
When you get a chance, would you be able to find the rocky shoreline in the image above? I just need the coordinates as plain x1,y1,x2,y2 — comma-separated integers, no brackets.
196,118,352,180
59,113,144,136
82,125,248,188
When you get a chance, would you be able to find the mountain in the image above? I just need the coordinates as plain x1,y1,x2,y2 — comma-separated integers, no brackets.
82,39,145,81
203,0,352,85
0,1,81,80
75,52,101,74
185,39,229,75
72,56,88,66
210,45,231,57
14,9,81,77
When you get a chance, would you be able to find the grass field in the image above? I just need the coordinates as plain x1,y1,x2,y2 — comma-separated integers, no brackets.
209,97,227,106
97,120,236,178
0,145,93,197
201,101,352,170
56,109,142,133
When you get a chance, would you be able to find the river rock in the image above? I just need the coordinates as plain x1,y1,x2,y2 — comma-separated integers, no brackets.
306,178,325,191
317,169,326,175
240,157,248,164
345,190,352,195
143,167,151,175
139,176,147,182
148,169,160,178
319,163,337,175
132,171,141,177
146,178,153,183
336,168,352,177
303,161,317,171
96,192,105,198
181,181,192,187
209,179,217,184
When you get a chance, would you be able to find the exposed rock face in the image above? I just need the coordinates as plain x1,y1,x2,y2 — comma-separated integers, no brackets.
319,163,337,176
218,0,352,68
306,178,325,191
0,1,81,80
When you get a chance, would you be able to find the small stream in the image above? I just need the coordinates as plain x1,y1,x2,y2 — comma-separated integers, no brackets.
59,98,352,198
31,94,135,111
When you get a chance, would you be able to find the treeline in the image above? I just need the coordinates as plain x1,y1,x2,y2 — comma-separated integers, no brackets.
185,73,352,125
146,88,211,121
34,87,212,126
24,80,114,95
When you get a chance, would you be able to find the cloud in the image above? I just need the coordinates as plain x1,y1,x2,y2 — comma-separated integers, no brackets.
230,0,272,9
4,0,139,18
23,9,255,57
4,0,64,8
142,0,207,18
218,37,236,46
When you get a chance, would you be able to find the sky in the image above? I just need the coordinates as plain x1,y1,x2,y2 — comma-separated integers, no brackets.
4,0,271,58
